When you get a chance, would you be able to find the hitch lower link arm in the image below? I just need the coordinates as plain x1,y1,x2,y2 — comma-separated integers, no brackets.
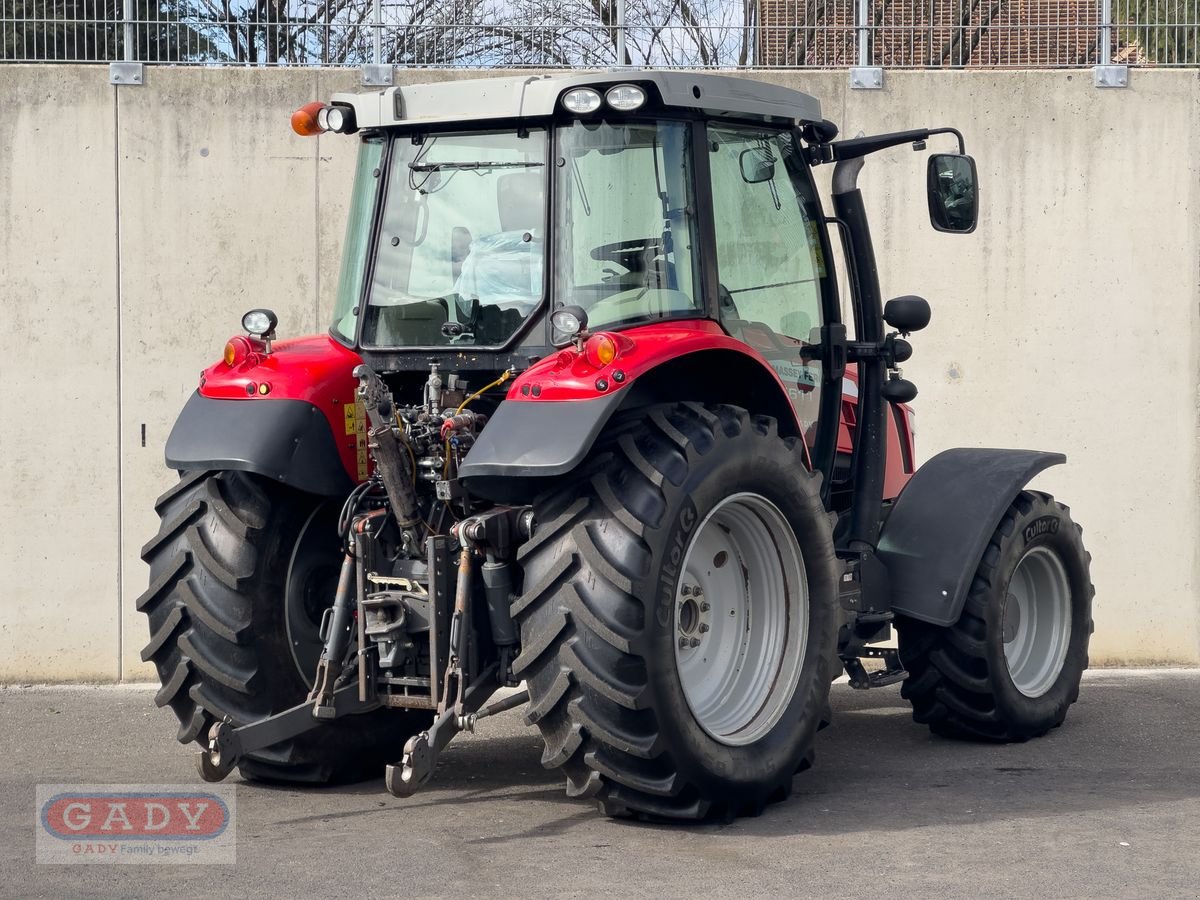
195,682,380,782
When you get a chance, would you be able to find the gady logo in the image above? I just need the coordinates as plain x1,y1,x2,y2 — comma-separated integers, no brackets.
36,785,235,864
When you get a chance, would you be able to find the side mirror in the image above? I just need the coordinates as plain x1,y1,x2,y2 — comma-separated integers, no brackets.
739,147,776,184
926,154,978,234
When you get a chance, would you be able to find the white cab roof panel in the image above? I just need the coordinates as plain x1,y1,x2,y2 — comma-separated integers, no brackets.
332,71,822,130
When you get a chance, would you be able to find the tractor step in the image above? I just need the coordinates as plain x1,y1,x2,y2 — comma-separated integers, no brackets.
843,649,909,690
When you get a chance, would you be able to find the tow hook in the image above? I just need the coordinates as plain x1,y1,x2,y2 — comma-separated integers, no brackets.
385,670,528,798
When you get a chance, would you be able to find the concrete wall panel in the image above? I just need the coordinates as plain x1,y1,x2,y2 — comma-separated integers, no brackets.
115,69,325,678
0,67,120,680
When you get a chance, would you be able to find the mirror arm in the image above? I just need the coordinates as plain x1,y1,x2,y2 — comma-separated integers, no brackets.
831,126,965,162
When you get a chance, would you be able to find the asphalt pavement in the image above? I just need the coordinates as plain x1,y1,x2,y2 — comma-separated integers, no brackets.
2,670,1197,899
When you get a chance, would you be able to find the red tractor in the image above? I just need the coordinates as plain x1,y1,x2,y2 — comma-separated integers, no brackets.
140,72,1093,821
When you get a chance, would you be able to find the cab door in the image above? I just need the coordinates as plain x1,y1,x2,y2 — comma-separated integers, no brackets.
706,123,839,463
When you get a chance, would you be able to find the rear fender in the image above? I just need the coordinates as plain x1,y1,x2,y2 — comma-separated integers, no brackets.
877,448,1066,626
459,320,805,497
166,393,356,496
166,335,364,495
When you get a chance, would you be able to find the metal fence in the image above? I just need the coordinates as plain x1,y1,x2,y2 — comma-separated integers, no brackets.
2,0,1197,68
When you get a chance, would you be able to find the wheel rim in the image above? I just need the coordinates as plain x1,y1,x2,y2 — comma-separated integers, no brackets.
1002,545,1072,698
285,503,342,687
673,493,808,747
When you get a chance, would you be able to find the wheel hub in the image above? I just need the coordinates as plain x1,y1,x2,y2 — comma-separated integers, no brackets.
675,586,712,649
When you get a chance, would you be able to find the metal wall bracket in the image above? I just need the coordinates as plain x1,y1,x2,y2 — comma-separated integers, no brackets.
850,67,884,90
1093,65,1129,88
109,62,144,86
362,64,394,87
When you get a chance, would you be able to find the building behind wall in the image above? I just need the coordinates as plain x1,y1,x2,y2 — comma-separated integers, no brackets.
755,0,1134,68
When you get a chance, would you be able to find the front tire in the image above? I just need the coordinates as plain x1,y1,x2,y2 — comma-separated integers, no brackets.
896,491,1094,741
514,403,839,820
138,470,427,782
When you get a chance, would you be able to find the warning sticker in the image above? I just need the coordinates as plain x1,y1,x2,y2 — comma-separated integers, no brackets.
352,402,368,481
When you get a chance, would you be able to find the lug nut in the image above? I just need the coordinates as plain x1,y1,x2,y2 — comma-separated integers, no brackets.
693,587,703,597
681,585,693,597
689,638,701,648
679,636,689,649
700,601,711,612
698,623,710,633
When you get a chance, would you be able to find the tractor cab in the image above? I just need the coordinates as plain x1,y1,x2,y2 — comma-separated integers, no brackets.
287,72,974,503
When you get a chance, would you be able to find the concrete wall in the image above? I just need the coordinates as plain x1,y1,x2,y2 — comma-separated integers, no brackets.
0,65,1196,680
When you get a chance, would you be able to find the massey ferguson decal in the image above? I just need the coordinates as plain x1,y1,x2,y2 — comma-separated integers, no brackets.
766,359,819,397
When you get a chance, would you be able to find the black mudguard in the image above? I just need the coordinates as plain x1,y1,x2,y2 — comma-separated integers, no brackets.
458,392,625,483
877,448,1066,627
165,392,354,496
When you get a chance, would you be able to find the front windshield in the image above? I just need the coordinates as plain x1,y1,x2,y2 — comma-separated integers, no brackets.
363,129,548,347
554,120,701,333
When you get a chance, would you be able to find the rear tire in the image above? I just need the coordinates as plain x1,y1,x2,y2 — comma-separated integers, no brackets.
896,491,1094,741
138,470,427,783
514,403,839,820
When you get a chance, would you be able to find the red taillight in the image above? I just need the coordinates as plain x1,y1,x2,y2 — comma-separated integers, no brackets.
291,102,325,137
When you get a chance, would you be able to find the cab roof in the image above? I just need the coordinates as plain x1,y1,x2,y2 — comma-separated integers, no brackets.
332,71,823,131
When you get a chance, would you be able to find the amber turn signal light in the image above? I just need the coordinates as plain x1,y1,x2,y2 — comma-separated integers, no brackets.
584,333,618,368
291,102,325,137
224,336,251,367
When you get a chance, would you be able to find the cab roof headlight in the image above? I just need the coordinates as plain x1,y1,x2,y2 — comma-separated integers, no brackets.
242,308,278,338
562,88,602,115
605,84,646,112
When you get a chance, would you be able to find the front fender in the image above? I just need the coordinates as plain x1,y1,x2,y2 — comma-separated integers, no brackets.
877,448,1066,626
165,392,355,496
